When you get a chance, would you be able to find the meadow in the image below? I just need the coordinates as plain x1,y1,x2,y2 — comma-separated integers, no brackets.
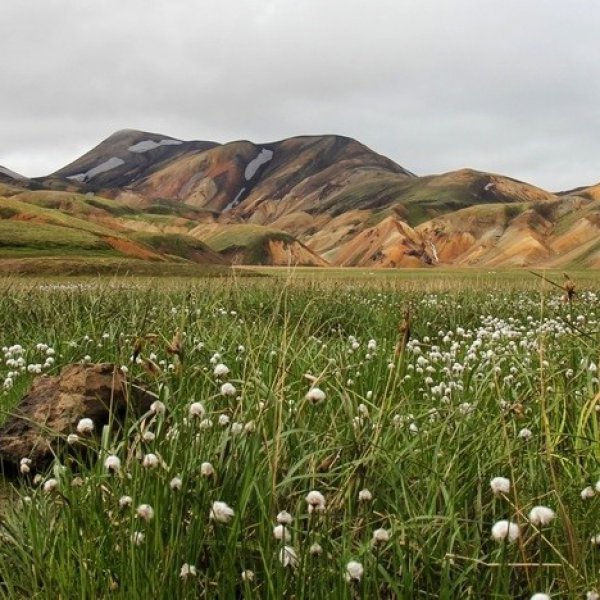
0,270,599,599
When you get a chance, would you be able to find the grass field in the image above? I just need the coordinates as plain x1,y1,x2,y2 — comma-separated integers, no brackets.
0,271,599,598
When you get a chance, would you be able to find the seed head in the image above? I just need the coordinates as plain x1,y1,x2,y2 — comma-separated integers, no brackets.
491,520,520,543
582,486,596,500
210,500,234,523
358,488,373,502
180,563,197,579
276,510,293,525
119,495,133,509
490,476,510,496
76,418,94,434
104,455,121,473
306,490,326,513
373,528,390,544
43,478,58,493
142,453,159,469
150,400,166,415
200,462,215,477
306,387,326,404
136,504,154,521
131,531,145,545
273,524,291,542
220,382,237,397
528,506,555,527
279,545,298,568
189,402,205,418
213,363,230,378
345,560,364,582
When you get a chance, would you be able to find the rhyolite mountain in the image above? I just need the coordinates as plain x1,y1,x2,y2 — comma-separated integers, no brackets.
1,128,600,270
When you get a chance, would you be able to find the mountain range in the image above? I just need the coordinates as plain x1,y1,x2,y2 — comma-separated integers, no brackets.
1,128,599,273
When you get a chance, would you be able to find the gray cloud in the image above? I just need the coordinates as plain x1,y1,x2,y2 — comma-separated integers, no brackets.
1,0,599,190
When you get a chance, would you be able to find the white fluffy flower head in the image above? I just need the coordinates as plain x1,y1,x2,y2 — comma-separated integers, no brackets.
276,510,293,525
180,563,197,579
221,382,237,397
142,453,159,469
305,387,326,404
210,500,234,523
136,503,154,521
104,455,121,473
491,520,520,543
213,363,230,378
528,505,555,527
306,490,326,513
76,418,94,434
358,488,373,502
345,560,364,582
490,476,510,496
279,545,298,568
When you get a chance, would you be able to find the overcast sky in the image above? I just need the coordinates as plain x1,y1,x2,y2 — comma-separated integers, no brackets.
1,0,598,190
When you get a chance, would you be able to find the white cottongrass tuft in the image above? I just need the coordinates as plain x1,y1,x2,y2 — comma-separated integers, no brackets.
305,387,326,404
309,542,323,555
490,476,510,496
590,534,600,545
306,490,326,513
278,545,298,568
582,486,596,500
587,591,600,600
76,418,94,434
170,476,183,491
67,433,79,445
136,504,154,521
528,506,555,527
180,563,197,579
201,462,215,477
213,363,230,377
373,528,390,544
241,569,255,582
104,455,121,473
273,524,291,542
276,510,293,525
189,402,205,418
345,560,364,582
131,531,145,545
518,427,533,440
491,520,520,543
119,495,133,508
150,400,166,415
43,478,58,493
358,488,373,502
210,500,234,523
530,594,550,600
142,453,159,469
220,382,237,397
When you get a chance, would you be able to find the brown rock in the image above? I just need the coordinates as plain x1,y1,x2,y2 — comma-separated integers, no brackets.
0,363,155,471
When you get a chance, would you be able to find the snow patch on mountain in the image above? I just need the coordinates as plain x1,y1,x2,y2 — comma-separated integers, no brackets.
223,187,246,212
128,139,183,153
67,157,125,182
245,148,273,180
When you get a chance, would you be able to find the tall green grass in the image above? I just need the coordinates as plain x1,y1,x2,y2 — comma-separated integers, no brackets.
0,275,598,598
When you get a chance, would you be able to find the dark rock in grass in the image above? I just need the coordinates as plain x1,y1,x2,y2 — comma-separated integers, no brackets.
0,363,155,472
